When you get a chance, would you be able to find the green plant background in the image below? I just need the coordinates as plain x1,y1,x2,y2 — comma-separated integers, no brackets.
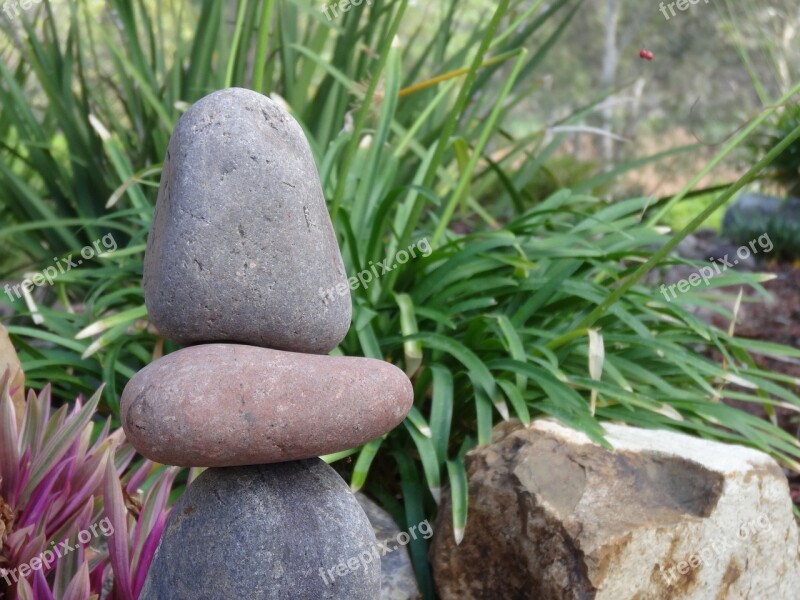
1,1,799,596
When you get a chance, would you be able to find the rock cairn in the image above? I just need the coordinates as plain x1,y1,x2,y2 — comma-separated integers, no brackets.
121,88,413,599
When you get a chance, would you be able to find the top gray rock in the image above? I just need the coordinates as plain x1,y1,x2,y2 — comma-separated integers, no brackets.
144,88,351,354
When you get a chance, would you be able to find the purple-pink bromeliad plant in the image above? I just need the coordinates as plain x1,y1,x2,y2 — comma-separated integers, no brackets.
0,372,179,599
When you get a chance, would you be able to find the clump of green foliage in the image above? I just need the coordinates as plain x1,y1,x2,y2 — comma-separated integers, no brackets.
748,103,800,197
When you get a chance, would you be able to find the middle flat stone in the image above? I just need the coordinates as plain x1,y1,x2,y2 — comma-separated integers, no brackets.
120,344,414,467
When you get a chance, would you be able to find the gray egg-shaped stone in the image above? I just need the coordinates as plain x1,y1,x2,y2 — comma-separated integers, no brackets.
144,87,351,354
140,460,381,600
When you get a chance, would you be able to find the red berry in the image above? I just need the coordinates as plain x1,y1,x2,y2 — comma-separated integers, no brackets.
639,49,654,61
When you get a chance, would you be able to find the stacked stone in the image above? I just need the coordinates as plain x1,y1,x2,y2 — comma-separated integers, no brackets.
120,88,413,600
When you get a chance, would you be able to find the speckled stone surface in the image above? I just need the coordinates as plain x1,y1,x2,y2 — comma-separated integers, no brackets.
121,343,414,467
431,419,800,600
143,87,351,354
140,460,381,600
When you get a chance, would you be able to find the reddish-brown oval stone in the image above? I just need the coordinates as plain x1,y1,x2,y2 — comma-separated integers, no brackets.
121,344,413,467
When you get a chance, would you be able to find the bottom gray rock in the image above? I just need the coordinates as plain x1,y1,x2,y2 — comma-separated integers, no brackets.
141,459,381,599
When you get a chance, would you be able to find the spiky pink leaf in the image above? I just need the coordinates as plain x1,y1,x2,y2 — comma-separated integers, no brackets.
187,467,204,484
4,522,35,556
12,445,32,506
23,388,101,501
31,567,56,600
89,560,108,595
125,459,154,496
50,450,109,534
15,572,35,600
42,496,94,567
39,495,67,536
17,459,70,529
28,386,49,455
39,393,68,452
132,510,165,598
62,560,91,600
89,417,112,453
131,467,177,557
19,388,37,449
103,453,133,599
113,439,136,476
0,377,20,501
52,534,83,600
13,530,47,567
75,417,93,459
58,496,95,548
